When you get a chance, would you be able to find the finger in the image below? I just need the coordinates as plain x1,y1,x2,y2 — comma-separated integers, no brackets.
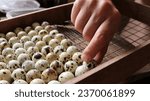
94,44,108,64
82,1,114,41
71,0,84,24
82,10,121,61
74,6,92,33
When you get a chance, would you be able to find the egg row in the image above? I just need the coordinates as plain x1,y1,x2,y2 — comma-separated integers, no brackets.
0,21,52,39
0,33,72,52
0,63,91,84
0,48,82,67
0,57,96,84
0,57,94,74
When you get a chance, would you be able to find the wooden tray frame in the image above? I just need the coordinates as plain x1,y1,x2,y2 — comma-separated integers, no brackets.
0,3,150,83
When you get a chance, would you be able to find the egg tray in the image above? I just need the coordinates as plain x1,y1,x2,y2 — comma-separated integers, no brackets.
55,19,150,83
0,3,150,83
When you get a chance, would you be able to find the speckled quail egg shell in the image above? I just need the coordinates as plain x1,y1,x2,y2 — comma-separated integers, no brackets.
26,69,41,83
0,62,7,69
32,22,40,29
41,21,49,28
49,29,59,37
14,27,23,34
15,48,27,57
32,52,45,63
58,71,74,83
41,45,53,56
13,79,28,84
12,43,23,50
31,35,42,44
72,52,83,65
48,80,61,84
59,52,71,64
0,69,12,83
0,80,9,84
20,36,31,44
60,39,73,49
54,33,65,42
42,34,53,44
53,45,65,55
0,55,5,62
66,46,78,56
7,60,20,72
8,37,19,47
24,26,32,33
50,60,64,74
75,65,89,77
22,60,35,72
0,38,8,43
64,61,78,73
35,41,46,51
24,41,35,50
0,41,10,50
38,29,48,38
2,47,14,57
30,78,45,84
35,59,49,72
17,53,30,65
82,60,97,69
41,68,57,84
17,31,27,39
5,54,16,63
49,39,59,49
28,30,38,38
44,25,54,32
46,52,58,64
6,32,16,40
0,38,7,43
11,68,26,80
35,26,43,32
27,46,39,58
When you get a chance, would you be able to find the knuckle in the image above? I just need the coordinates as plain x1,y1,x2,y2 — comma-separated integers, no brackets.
74,0,84,6
113,9,121,20
82,31,92,41
74,22,83,33
100,0,112,10
89,0,97,8
95,35,102,43
114,9,121,17
95,33,107,45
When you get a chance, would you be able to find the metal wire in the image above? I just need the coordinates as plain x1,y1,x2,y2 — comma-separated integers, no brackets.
56,18,150,63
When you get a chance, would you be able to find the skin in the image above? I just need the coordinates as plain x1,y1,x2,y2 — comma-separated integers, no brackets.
71,0,121,63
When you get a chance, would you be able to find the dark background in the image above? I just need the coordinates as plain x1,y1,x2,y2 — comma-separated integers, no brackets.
36,0,68,7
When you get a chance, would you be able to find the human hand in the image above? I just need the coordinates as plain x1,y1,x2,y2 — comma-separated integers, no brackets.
71,0,121,63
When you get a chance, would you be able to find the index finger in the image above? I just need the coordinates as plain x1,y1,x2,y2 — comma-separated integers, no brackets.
82,11,121,62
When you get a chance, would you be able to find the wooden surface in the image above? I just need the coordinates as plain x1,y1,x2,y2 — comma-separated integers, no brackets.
113,0,150,26
0,3,149,83
0,3,72,33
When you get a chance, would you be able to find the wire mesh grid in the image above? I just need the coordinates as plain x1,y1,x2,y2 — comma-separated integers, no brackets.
57,18,150,63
